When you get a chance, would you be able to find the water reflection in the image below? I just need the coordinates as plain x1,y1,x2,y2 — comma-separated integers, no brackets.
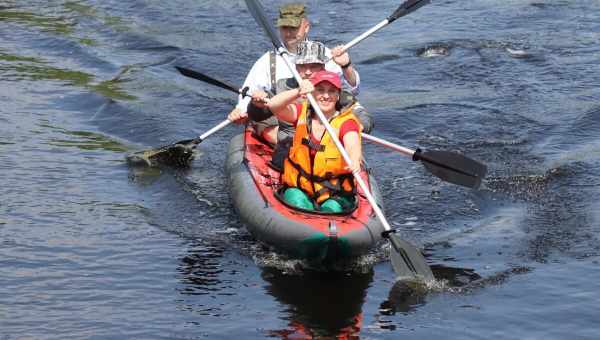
127,165,164,186
262,268,372,339
380,265,482,316
0,8,74,34
379,280,427,318
0,47,136,100
46,128,129,152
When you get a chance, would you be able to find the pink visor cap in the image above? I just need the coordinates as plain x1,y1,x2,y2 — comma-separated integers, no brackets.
310,70,341,90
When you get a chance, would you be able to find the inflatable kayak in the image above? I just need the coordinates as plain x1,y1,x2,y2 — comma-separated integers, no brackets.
225,129,386,265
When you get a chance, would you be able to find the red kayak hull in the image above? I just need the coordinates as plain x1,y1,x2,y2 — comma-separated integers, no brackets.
226,129,385,263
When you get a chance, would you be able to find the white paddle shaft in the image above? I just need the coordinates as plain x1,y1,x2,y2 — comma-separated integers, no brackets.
325,19,390,64
199,119,232,141
361,133,415,157
278,49,393,233
341,20,390,55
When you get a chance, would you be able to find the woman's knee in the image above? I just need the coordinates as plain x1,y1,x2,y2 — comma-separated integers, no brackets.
283,188,314,210
319,199,343,213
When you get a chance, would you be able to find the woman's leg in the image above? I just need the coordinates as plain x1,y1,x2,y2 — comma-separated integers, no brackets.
336,196,355,211
283,187,315,210
319,199,343,213
320,196,355,213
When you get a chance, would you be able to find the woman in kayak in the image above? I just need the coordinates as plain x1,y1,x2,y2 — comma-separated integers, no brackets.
267,70,362,213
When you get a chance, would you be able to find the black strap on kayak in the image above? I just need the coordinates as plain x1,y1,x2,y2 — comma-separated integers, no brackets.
286,157,336,182
315,174,357,197
286,157,356,200
269,50,277,94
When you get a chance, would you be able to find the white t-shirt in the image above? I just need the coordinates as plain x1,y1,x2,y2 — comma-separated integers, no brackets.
235,48,360,112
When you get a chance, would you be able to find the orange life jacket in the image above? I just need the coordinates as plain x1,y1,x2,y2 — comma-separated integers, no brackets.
282,101,361,203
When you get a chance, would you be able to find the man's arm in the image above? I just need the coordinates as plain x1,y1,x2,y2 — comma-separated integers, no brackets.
326,46,360,96
235,52,272,113
228,52,272,124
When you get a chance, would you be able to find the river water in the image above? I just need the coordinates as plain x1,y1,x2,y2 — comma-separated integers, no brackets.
1,0,599,339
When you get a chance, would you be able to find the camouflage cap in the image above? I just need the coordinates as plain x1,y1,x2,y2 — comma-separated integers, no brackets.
277,3,306,28
295,40,326,65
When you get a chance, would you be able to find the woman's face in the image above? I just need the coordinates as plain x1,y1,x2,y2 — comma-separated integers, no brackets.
313,82,339,114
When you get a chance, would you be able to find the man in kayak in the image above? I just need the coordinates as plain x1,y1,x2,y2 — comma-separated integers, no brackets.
241,40,372,171
228,2,361,142
267,70,362,213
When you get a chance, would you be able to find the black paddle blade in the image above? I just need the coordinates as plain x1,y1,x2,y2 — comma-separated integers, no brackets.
388,233,435,282
388,0,431,23
175,66,239,94
416,150,487,189
245,0,285,50
126,139,199,168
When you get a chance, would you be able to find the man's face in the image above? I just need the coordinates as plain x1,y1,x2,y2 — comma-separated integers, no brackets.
296,63,324,80
279,18,310,51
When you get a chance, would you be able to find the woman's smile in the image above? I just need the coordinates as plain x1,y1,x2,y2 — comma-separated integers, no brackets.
313,83,339,114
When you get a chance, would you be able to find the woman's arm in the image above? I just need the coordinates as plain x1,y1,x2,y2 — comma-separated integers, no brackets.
267,79,313,123
342,131,362,174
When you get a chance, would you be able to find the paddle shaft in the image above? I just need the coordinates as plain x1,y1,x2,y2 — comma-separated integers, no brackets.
198,119,232,142
363,132,482,180
175,66,483,183
175,68,424,157
278,50,394,233
330,0,430,58
267,0,433,238
175,66,251,98
276,55,434,282
243,0,434,281
362,133,414,157
339,20,389,57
